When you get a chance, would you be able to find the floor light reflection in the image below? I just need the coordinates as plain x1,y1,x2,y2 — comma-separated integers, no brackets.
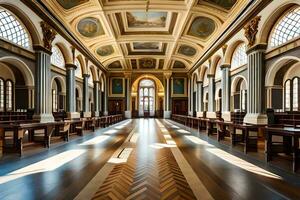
129,133,139,143
150,143,176,149
79,135,110,146
177,129,191,134
0,150,86,185
184,136,214,147
108,148,133,164
103,129,118,134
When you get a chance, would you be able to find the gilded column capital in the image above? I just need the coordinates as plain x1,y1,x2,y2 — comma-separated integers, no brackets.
244,16,261,48
40,21,56,51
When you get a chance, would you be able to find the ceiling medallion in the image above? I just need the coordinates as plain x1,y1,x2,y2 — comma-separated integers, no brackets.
77,17,105,38
188,16,216,39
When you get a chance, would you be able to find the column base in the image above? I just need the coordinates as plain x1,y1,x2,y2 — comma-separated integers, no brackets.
243,113,268,125
83,112,92,118
33,113,55,123
164,111,171,119
196,112,204,118
125,111,132,119
94,111,99,117
67,112,80,119
206,112,216,119
222,111,231,122
103,111,108,116
188,111,193,116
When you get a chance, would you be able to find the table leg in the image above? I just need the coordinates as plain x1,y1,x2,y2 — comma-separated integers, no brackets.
266,131,272,162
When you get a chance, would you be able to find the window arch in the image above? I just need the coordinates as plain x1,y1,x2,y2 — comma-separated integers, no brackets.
0,79,4,111
51,46,65,68
285,80,291,111
0,8,30,48
231,43,247,69
139,79,155,117
5,80,13,111
75,59,82,78
293,78,299,111
285,77,300,111
269,7,300,48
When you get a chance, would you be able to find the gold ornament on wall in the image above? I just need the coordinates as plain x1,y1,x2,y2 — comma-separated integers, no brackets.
244,16,261,47
40,21,57,51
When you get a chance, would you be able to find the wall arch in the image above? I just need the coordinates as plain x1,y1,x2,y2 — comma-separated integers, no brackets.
55,42,73,64
231,75,247,95
51,75,66,93
224,40,246,65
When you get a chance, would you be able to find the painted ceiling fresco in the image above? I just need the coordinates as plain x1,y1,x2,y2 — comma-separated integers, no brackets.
126,12,168,28
77,17,105,37
56,0,88,9
44,0,245,71
97,45,114,57
178,45,197,57
202,0,237,10
188,16,216,39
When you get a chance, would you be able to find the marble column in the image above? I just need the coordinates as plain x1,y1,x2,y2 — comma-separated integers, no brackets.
196,81,203,117
65,64,80,119
33,47,54,122
103,77,108,116
93,81,100,117
164,73,172,118
189,78,193,116
207,74,216,118
221,64,231,121
124,75,132,119
244,44,267,124
99,82,102,114
82,74,91,117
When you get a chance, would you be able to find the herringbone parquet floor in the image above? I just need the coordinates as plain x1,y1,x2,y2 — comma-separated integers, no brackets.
92,120,196,200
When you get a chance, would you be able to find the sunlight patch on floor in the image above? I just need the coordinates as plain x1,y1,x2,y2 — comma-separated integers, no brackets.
79,135,110,146
108,148,133,164
184,135,214,147
0,150,86,185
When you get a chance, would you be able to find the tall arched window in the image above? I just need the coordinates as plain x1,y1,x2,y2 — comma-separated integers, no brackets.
0,79,4,111
0,9,30,48
270,7,300,48
293,78,299,111
139,79,155,117
75,59,82,78
51,46,65,68
215,59,222,80
285,80,291,111
5,80,13,111
231,43,247,69
52,89,57,112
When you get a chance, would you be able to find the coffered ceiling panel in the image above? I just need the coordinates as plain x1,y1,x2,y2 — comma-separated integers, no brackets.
41,0,248,72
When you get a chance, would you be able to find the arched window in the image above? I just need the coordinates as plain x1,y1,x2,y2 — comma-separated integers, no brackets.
51,46,65,68
75,59,82,78
5,80,13,111
270,7,300,48
285,80,291,111
88,68,94,85
0,9,30,48
231,43,247,69
0,79,4,111
139,79,155,117
52,89,57,112
293,78,299,111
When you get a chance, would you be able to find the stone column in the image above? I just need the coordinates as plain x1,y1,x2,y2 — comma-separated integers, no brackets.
124,73,132,119
164,72,172,118
207,74,216,118
99,81,102,114
65,64,80,119
196,81,203,117
103,77,108,116
221,64,231,121
189,78,193,116
82,74,91,117
244,44,267,124
93,81,100,117
33,47,54,122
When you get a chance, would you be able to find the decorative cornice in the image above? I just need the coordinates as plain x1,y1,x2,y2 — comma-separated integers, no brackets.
40,21,56,51
246,43,267,54
244,16,261,48
33,44,52,55
220,64,231,69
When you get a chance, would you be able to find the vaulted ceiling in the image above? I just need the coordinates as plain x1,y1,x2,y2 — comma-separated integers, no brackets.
41,0,248,72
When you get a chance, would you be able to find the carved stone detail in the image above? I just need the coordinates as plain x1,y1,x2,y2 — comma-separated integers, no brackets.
40,21,56,51
244,16,261,47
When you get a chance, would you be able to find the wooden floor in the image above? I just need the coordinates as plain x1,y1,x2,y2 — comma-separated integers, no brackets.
0,119,300,200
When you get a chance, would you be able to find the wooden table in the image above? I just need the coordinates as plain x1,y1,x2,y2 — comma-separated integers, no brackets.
266,126,300,172
215,120,233,141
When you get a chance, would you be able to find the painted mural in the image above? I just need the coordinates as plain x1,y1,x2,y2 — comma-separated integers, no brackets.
202,0,237,10
173,61,186,69
56,0,88,9
187,16,215,39
111,78,123,94
139,58,156,68
77,17,105,38
178,45,197,56
126,12,167,28
97,45,114,57
133,42,160,50
173,78,185,95
108,61,122,69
